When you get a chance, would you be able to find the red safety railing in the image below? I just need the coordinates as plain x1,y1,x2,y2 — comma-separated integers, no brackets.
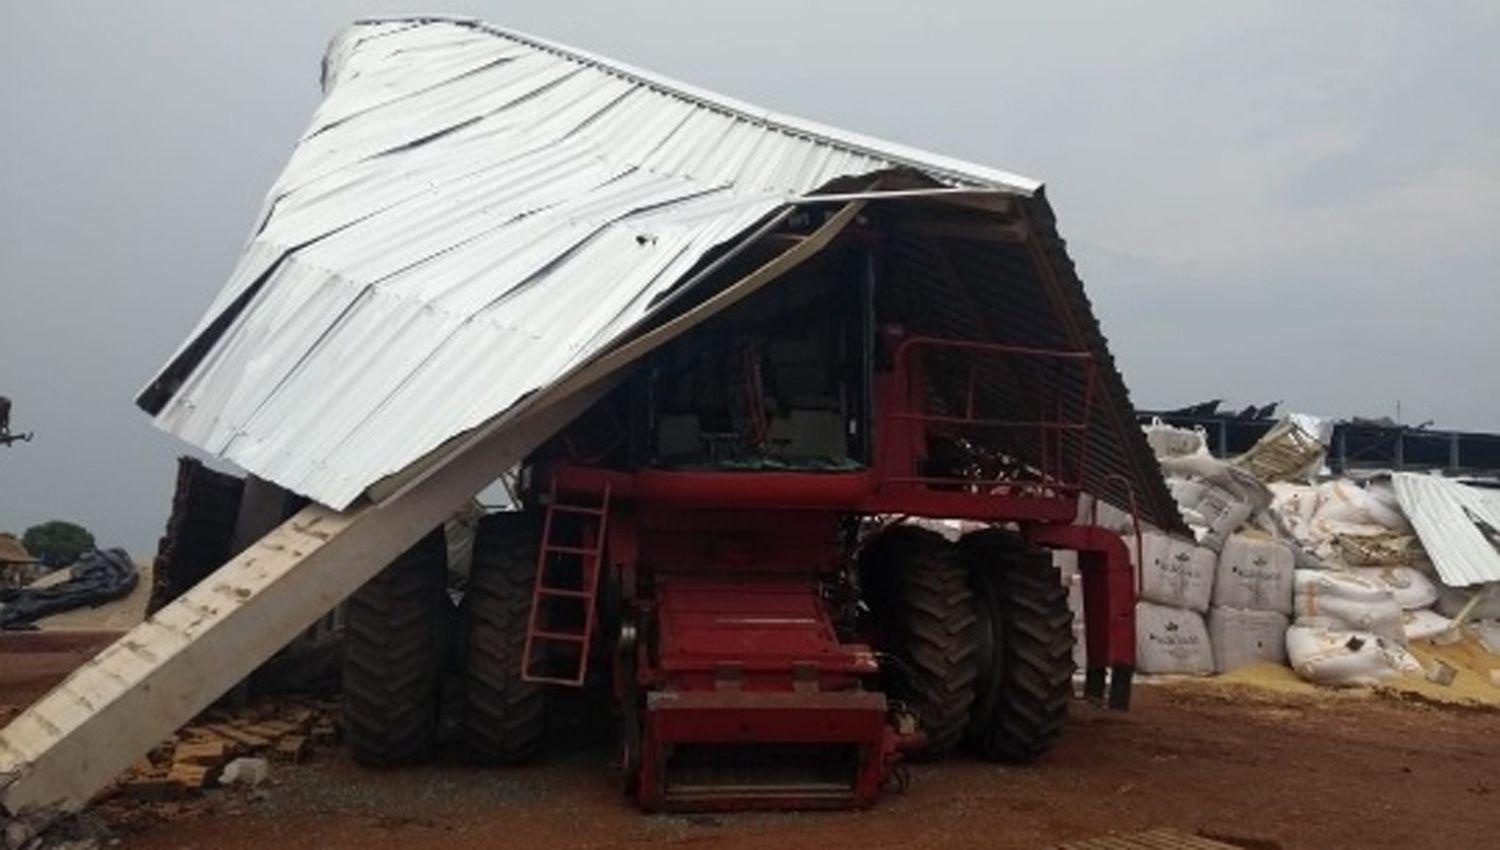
881,336,1098,500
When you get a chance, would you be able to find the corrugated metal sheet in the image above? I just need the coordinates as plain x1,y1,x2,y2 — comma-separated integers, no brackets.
138,14,1176,528
1391,473,1500,587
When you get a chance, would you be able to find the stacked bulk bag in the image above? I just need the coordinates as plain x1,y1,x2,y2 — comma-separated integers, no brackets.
1285,624,1421,687
1268,478,1418,569
1138,532,1216,613
1158,454,1271,552
1142,418,1208,460
1287,569,1420,685
1074,491,1139,536
1401,609,1454,642
1209,607,1288,671
1215,534,1295,613
1347,566,1438,611
1264,475,1460,647
1132,532,1217,675
1055,550,1087,672
1293,569,1405,644
1136,600,1215,675
1207,534,1294,672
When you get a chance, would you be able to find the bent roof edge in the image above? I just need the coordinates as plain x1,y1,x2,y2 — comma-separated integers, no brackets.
338,15,1044,196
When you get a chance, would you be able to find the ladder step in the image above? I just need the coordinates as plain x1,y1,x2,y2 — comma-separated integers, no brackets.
530,629,588,643
550,503,606,516
537,587,591,599
523,673,585,686
542,544,602,557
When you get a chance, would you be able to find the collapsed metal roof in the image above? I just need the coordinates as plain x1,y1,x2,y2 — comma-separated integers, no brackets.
1391,473,1500,587
138,15,1179,530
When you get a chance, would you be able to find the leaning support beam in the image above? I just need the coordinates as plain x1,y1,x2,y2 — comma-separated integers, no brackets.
0,199,862,846
0,390,596,847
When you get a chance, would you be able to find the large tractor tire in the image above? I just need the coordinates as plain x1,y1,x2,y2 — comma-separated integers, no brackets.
860,525,978,759
343,529,450,766
461,512,548,764
960,529,1074,763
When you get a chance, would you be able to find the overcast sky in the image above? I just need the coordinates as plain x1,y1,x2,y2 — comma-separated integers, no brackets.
2,1,1497,553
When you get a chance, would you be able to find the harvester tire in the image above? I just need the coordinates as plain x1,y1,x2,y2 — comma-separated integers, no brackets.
860,525,978,759
343,529,450,767
960,529,1074,763
461,512,548,764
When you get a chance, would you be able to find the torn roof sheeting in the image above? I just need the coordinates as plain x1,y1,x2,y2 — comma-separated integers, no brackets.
138,16,1171,526
1391,473,1500,587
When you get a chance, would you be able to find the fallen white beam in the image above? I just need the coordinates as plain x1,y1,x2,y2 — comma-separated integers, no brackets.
0,389,595,847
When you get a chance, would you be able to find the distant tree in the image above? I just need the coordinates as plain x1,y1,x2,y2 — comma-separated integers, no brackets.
22,520,95,567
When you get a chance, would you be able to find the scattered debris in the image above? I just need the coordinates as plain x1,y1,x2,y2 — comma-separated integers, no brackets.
1426,660,1458,686
114,696,339,803
0,550,137,630
217,758,268,789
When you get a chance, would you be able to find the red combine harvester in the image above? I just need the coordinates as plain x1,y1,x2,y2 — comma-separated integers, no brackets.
342,203,1144,811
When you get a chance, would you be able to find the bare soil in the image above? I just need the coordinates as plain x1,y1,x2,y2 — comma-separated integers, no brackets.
93,681,1499,850
0,629,124,710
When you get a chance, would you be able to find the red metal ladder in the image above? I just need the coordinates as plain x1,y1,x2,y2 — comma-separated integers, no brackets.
520,480,611,686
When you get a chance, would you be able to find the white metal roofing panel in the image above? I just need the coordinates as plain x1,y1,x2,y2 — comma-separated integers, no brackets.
1390,473,1500,587
141,16,1042,509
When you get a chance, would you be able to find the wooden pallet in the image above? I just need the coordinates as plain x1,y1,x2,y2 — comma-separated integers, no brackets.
1056,827,1244,850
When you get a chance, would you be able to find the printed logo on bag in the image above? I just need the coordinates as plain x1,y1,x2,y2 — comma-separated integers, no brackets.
1233,563,1283,582
1157,551,1197,578
1149,621,1204,659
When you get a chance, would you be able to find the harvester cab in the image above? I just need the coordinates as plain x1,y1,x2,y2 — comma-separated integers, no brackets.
448,211,1142,810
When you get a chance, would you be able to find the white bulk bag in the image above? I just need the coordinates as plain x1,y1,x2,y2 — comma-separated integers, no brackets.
1293,570,1405,645
1269,482,1320,532
1208,606,1289,672
1054,549,1079,586
1189,484,1255,552
1286,624,1421,686
1168,478,1210,528
1215,535,1295,613
1347,566,1438,611
1315,480,1410,532
1135,601,1214,675
1137,532,1216,613
1056,552,1088,672
1401,609,1453,642
1075,492,1139,535
1158,455,1271,552
1143,418,1207,460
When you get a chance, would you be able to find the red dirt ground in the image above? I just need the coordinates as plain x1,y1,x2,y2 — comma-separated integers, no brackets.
0,629,123,712
80,682,1499,850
